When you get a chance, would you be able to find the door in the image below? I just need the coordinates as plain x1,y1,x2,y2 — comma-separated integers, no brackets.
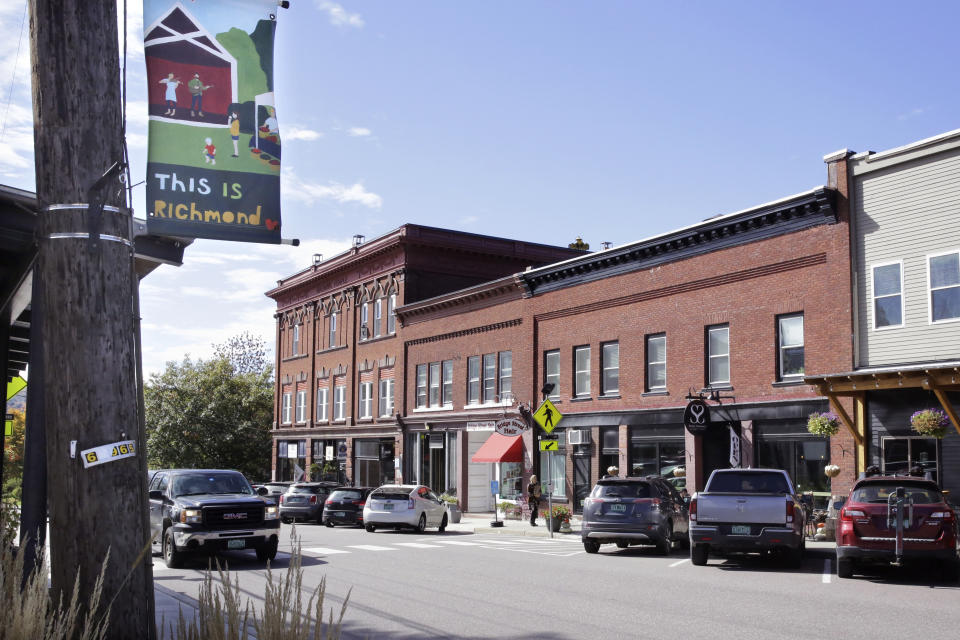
467,432,495,512
573,450,591,514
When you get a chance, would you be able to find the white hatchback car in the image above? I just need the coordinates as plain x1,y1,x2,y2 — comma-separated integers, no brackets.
363,484,448,533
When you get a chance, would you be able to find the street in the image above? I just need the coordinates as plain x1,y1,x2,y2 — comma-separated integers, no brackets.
153,523,960,639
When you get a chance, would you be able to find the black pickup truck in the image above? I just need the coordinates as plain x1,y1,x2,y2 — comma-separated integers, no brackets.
148,469,281,567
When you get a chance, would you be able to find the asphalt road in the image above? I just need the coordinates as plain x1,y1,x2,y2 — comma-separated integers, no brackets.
153,523,960,639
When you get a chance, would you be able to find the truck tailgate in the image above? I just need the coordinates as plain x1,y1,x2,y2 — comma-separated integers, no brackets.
696,494,786,524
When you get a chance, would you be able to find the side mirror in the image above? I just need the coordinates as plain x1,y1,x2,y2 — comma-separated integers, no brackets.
148,490,164,501
257,487,268,496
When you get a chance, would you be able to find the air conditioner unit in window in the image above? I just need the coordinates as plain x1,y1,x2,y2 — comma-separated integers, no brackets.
567,429,583,445
359,324,369,340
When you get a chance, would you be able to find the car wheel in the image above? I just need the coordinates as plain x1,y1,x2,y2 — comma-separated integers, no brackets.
691,543,708,566
438,514,448,533
615,541,629,549
583,540,600,554
281,516,293,525
256,539,278,562
416,514,427,533
836,557,854,579
163,529,185,569
325,521,335,528
365,524,376,533
657,524,673,556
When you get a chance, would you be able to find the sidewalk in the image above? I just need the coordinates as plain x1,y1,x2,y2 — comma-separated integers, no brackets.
446,511,582,537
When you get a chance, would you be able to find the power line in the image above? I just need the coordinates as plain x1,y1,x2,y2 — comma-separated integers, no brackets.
0,0,29,145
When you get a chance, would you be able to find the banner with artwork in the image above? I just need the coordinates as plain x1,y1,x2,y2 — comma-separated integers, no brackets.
144,0,283,243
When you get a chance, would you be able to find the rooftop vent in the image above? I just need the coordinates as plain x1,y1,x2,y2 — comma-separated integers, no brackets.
353,234,365,247
312,253,323,266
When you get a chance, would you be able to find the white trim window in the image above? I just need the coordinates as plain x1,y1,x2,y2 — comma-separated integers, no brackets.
482,353,497,403
388,293,397,334
574,345,591,397
329,311,337,348
544,350,560,398
416,364,428,408
360,303,369,340
872,261,904,329
374,298,383,337
442,360,453,406
928,250,960,323
601,342,619,396
707,325,730,386
777,314,804,379
316,387,329,423
334,384,346,421
467,356,480,405
292,324,300,356
358,381,373,419
295,389,306,423
379,378,394,417
429,362,441,406
281,392,292,424
646,334,666,391
498,351,512,399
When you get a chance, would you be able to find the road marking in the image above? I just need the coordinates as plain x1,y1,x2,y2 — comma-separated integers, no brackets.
393,543,443,549
669,558,690,568
434,540,480,546
822,559,832,583
304,547,351,555
348,545,398,551
477,540,522,545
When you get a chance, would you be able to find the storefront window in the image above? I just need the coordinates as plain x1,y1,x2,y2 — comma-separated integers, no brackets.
882,437,938,483
276,440,306,482
600,427,619,475
756,438,830,492
500,462,522,499
629,441,685,482
540,433,566,498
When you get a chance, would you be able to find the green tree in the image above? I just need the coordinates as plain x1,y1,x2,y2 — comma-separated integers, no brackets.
145,335,273,480
2,408,25,501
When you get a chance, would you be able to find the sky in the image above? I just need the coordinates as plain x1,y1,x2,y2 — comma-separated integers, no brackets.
1,1,959,378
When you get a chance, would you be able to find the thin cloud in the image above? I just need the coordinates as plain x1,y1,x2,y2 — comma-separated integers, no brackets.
316,1,365,29
282,168,383,209
897,107,927,121
284,126,324,141
347,127,372,137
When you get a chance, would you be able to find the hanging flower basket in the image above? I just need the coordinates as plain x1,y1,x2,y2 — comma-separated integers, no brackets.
673,467,686,478
824,464,841,478
910,408,949,438
807,412,841,436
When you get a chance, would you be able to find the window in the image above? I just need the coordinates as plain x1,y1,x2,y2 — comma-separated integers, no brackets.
539,432,566,498
358,381,373,419
646,334,666,390
416,364,427,408
442,360,453,406
929,251,960,323
544,350,560,398
777,314,804,379
329,311,337,348
295,389,306,423
882,437,939,484
601,342,619,396
574,345,590,397
707,325,729,386
374,298,383,337
872,261,903,329
292,324,300,356
467,356,480,404
379,379,394,417
360,303,369,340
316,387,329,422
498,351,512,398
333,384,346,420
482,353,496,402
429,362,441,406
388,293,397,334
281,392,292,424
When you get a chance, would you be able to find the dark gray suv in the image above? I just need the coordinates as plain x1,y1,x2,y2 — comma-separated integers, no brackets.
581,476,689,555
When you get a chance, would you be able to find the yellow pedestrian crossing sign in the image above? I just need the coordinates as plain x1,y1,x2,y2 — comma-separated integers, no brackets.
539,439,559,451
533,399,563,433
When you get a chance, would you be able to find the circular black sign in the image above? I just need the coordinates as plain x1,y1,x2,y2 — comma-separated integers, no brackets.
683,400,711,435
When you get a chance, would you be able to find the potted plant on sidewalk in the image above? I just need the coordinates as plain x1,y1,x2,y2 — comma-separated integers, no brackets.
541,504,572,533
496,501,521,520
440,491,462,523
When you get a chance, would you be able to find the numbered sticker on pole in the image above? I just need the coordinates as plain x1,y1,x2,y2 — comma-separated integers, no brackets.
80,440,137,469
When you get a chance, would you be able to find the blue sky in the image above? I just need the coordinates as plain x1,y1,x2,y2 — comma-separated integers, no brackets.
1,1,959,376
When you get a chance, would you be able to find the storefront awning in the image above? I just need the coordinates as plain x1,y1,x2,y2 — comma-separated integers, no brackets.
471,433,523,463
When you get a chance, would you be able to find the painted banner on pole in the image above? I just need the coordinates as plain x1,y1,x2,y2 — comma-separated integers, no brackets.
144,0,283,244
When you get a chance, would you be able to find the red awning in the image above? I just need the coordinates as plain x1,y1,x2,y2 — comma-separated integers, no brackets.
471,432,523,463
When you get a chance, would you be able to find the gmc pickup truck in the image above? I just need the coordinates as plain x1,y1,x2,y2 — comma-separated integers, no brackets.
689,468,806,567
148,469,281,568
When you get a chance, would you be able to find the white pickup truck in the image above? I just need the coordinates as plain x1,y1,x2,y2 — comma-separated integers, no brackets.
689,468,806,567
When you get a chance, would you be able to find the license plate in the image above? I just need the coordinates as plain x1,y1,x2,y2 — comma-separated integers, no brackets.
731,525,751,535
383,503,394,511
610,504,626,513
334,512,345,517
227,539,246,549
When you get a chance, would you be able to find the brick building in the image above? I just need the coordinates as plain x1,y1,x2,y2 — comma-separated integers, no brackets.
264,225,584,486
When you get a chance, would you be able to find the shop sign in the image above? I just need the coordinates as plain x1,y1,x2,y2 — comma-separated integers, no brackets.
495,418,526,437
729,425,741,467
287,443,298,459
337,442,348,460
466,421,495,432
683,399,710,435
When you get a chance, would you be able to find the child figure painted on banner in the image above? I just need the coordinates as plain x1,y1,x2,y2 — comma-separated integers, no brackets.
203,138,216,165
228,111,240,157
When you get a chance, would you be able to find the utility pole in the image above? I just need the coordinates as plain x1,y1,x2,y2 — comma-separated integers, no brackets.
29,1,155,637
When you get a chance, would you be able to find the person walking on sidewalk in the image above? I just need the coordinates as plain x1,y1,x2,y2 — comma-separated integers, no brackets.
527,475,542,526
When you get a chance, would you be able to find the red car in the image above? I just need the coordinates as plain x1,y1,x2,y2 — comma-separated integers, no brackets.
836,473,959,581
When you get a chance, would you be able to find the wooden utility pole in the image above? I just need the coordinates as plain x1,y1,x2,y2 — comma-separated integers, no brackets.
29,1,155,637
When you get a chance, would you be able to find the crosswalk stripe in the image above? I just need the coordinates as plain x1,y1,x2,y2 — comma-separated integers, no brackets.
393,543,443,549
477,540,522,545
434,540,480,546
669,559,689,568
303,547,351,555
347,545,398,551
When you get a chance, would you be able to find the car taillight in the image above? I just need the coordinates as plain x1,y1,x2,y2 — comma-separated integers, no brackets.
689,498,697,522
786,501,794,523
279,495,284,504
310,495,317,504
352,500,365,506
325,498,333,505
408,498,415,509
840,508,866,521
633,498,661,506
